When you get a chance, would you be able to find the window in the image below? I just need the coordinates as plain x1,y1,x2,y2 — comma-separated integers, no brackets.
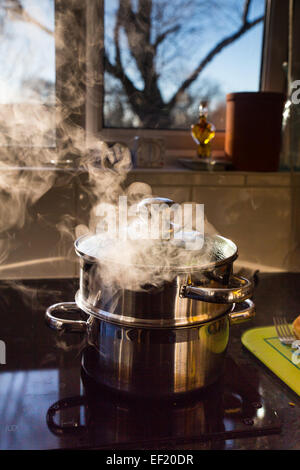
103,0,266,131
0,0,55,148
0,1,288,160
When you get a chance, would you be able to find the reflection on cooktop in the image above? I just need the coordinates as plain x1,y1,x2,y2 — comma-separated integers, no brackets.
45,357,281,450
0,278,281,450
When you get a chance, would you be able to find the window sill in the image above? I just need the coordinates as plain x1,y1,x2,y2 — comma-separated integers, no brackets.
0,162,297,188
128,167,299,187
99,129,226,158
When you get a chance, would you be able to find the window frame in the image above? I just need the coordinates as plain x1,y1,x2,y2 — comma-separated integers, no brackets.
260,0,289,93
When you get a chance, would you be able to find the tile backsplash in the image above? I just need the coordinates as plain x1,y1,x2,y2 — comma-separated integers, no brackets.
128,169,300,273
0,168,299,279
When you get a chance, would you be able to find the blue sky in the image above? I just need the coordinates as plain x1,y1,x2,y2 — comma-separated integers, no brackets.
200,0,265,94
201,21,264,98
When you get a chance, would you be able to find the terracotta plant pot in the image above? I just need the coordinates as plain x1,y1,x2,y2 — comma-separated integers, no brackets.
225,92,285,171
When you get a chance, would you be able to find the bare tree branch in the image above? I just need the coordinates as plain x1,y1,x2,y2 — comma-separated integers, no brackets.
166,11,263,111
3,0,265,128
104,53,145,111
242,0,252,24
106,1,152,114
113,3,123,71
153,24,180,50
112,0,165,108
4,0,53,35
117,0,155,86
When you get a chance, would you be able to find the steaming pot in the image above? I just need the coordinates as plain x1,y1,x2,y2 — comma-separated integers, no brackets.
46,233,255,397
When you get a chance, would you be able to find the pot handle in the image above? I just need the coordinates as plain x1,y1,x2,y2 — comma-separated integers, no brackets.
228,299,255,325
180,275,253,304
47,396,87,436
45,302,87,332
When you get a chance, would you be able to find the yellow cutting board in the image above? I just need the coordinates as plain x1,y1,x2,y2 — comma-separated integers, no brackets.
242,325,300,396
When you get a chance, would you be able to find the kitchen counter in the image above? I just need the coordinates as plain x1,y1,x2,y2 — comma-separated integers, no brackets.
0,273,300,450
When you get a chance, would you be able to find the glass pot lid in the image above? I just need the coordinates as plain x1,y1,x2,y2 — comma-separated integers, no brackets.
75,233,238,272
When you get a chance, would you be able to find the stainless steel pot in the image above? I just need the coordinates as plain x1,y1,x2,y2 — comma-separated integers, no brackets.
73,233,253,327
46,217,254,397
46,300,254,398
45,231,255,397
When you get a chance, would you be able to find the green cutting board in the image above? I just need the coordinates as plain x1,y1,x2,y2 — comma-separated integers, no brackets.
242,325,300,396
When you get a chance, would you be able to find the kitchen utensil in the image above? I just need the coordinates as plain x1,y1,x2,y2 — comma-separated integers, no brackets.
71,232,253,327
46,300,254,397
273,316,300,348
45,197,255,396
273,316,296,345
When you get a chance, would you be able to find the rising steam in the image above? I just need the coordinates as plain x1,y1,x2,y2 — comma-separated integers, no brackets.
76,138,218,291
0,1,217,291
